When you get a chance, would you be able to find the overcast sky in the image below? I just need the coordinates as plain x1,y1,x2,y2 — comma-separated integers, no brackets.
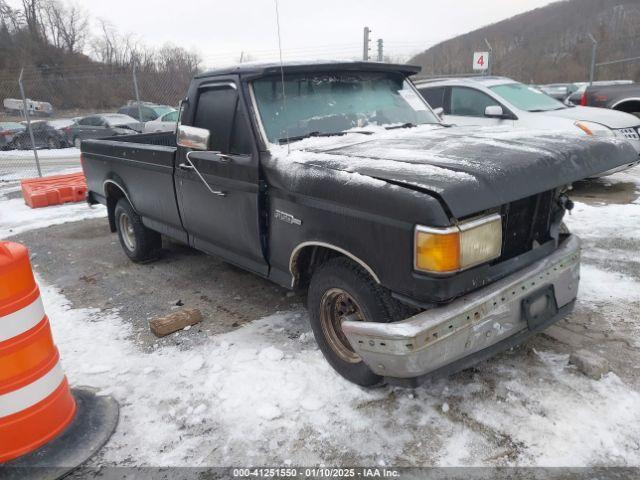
10,0,557,66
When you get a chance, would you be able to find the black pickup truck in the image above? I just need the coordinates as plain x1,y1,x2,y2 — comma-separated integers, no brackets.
81,62,637,387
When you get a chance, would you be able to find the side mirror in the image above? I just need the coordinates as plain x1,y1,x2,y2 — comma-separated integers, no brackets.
433,107,444,119
485,105,505,118
177,125,210,150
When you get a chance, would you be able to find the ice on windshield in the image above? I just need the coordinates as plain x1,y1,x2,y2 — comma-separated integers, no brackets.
491,83,566,112
252,72,439,143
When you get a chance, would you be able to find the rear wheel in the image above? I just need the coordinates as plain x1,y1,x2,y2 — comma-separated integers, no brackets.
47,137,59,149
73,137,81,148
114,198,161,263
307,257,414,386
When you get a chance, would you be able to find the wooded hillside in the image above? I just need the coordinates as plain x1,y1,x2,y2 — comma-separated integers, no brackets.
409,0,640,83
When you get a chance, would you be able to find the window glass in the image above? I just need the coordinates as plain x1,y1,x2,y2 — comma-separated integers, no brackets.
450,87,499,116
418,87,445,109
152,106,175,117
252,71,439,144
193,86,238,153
230,101,252,155
78,117,93,126
162,111,179,122
490,83,565,112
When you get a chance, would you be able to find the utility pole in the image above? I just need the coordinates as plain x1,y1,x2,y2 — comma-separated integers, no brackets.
484,38,493,76
588,34,598,85
18,68,41,177
363,27,371,61
377,39,384,62
132,61,143,123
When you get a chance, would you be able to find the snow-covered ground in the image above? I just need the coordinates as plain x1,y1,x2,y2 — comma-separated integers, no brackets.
0,147,80,160
0,147,81,182
0,197,105,238
1,167,639,467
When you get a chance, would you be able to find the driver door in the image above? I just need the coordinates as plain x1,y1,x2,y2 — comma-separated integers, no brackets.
174,82,267,275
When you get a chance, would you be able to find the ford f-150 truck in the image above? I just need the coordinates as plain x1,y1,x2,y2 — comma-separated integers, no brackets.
81,62,637,387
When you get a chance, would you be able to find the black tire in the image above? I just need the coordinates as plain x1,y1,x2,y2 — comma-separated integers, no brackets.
47,137,59,149
307,257,414,387
114,198,161,263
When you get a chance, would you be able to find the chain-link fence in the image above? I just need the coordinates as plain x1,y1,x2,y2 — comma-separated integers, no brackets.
0,66,192,181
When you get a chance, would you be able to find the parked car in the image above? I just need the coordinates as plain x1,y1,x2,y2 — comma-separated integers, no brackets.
118,103,175,122
70,114,143,148
81,62,637,387
580,82,640,117
537,83,572,101
564,80,634,106
416,76,640,174
143,109,179,133
0,121,25,150
10,120,72,150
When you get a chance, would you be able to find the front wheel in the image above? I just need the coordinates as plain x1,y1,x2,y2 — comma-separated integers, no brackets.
307,257,414,386
114,198,161,263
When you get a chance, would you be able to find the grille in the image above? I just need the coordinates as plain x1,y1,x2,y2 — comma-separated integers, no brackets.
614,127,640,141
500,191,554,261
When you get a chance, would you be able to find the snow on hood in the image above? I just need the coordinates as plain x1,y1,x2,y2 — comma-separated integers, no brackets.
544,106,640,129
270,125,637,218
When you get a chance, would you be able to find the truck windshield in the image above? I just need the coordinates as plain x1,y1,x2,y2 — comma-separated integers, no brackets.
490,83,566,112
252,71,439,143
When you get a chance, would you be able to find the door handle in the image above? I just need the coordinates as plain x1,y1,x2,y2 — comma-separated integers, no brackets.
184,151,227,197
177,163,194,170
210,152,233,164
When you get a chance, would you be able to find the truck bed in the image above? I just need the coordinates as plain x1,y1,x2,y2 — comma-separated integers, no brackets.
82,131,186,242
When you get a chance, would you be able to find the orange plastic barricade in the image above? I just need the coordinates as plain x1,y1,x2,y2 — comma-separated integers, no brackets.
0,241,76,463
20,172,87,209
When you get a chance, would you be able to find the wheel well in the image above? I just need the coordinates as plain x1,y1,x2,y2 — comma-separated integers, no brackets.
104,182,127,233
290,244,380,290
613,100,640,116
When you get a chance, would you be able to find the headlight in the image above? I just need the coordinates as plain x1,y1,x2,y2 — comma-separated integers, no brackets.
414,214,502,274
575,121,615,137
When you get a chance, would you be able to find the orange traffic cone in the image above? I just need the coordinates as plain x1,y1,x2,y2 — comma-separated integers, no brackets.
0,241,118,477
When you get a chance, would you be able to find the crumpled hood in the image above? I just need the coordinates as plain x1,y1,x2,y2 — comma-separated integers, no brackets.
283,126,637,218
542,106,640,129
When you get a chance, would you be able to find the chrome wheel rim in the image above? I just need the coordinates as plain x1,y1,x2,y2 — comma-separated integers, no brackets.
47,138,56,149
74,138,81,148
319,288,365,363
118,213,136,251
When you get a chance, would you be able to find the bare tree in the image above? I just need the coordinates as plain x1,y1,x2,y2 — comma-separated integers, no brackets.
39,0,88,53
91,18,137,67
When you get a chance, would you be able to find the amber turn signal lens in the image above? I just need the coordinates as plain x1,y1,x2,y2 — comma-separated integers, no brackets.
415,228,461,274
414,214,502,274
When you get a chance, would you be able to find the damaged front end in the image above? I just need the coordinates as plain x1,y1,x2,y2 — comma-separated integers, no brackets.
342,234,581,386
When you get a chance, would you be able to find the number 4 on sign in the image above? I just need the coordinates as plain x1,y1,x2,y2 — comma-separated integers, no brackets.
473,51,489,71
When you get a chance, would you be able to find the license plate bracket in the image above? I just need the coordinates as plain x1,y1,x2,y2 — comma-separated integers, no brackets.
522,285,558,331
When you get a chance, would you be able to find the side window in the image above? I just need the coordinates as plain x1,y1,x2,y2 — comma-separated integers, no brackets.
419,87,445,109
230,101,252,155
450,87,499,117
142,107,157,121
78,117,92,126
193,86,237,153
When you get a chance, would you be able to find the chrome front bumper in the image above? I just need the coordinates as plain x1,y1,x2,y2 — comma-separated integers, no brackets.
342,235,581,381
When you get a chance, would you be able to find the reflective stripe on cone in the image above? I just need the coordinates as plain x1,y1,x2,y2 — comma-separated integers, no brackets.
0,296,45,342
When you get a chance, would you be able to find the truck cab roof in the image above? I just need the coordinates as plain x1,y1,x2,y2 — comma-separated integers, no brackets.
195,61,422,80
